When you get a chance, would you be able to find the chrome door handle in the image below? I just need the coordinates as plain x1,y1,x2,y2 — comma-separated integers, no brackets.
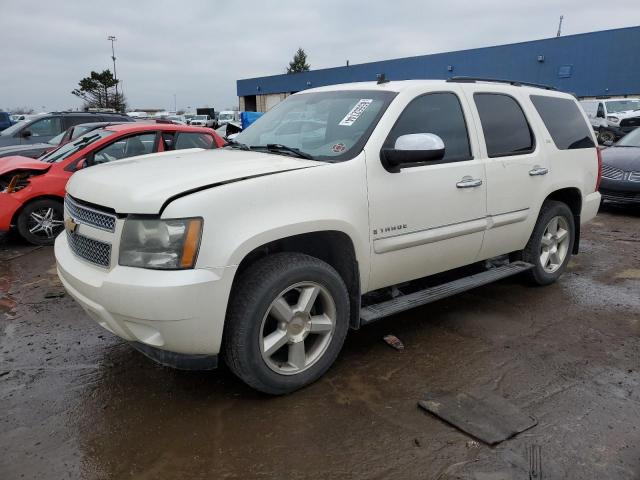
529,165,549,176
456,176,483,188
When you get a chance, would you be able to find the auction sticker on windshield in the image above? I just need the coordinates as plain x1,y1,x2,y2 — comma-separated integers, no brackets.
339,99,373,126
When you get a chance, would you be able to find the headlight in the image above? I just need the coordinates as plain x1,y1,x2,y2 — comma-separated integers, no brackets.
119,217,203,269
607,116,620,123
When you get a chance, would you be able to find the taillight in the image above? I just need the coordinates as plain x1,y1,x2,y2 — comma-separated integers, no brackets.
595,148,603,191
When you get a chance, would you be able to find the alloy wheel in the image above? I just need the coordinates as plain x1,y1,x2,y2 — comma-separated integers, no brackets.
26,207,64,240
539,216,570,273
259,281,336,375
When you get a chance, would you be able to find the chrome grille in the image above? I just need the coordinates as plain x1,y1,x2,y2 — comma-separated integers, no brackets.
601,164,624,180
629,171,640,183
65,195,116,232
67,231,112,268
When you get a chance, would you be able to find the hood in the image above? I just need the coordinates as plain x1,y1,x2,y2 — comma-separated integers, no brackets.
0,142,52,159
601,146,640,171
0,155,51,175
67,148,325,214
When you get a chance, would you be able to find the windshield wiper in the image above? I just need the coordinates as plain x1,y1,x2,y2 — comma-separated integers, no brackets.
255,144,314,160
223,139,250,151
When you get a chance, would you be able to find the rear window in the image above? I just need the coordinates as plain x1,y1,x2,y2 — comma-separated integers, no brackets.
530,95,595,150
474,93,534,157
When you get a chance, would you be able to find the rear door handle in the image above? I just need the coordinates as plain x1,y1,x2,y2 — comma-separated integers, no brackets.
456,176,483,188
529,166,549,176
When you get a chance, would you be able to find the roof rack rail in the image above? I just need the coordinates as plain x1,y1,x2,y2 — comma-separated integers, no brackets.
446,76,556,91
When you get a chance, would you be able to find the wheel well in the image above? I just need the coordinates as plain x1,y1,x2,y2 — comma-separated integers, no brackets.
545,188,582,254
235,231,361,329
10,195,64,227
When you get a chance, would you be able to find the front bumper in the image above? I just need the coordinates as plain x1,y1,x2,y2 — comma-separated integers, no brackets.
55,233,236,357
599,178,640,204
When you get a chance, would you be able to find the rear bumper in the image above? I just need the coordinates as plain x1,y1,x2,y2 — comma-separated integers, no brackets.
0,193,22,231
581,191,601,223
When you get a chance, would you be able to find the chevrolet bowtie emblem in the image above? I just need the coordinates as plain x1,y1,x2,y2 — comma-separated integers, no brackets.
65,217,78,234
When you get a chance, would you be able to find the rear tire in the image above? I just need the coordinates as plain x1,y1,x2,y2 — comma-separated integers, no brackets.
518,201,575,286
17,198,64,246
224,253,350,395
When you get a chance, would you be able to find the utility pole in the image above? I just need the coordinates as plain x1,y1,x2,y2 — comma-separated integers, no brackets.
107,35,119,110
173,94,177,113
556,15,564,38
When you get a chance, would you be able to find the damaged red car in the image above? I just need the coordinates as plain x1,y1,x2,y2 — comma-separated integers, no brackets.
0,123,224,245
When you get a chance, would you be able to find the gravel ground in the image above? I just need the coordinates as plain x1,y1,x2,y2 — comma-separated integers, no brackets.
1,204,639,479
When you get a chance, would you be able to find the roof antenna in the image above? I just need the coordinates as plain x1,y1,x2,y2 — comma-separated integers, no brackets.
556,15,564,37
376,73,390,84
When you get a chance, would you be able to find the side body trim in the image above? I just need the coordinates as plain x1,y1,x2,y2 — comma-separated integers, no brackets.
373,208,529,254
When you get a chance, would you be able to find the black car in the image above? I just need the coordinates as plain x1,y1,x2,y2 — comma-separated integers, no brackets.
0,121,128,159
0,111,133,148
599,128,640,205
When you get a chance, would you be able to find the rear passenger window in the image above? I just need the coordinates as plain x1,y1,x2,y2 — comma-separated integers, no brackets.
175,132,215,150
474,93,534,157
530,95,595,150
384,92,472,162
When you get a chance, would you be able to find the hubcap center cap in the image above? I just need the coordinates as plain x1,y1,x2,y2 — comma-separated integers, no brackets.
287,313,310,341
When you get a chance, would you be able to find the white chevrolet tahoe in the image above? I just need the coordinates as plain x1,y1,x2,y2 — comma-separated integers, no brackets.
55,78,602,394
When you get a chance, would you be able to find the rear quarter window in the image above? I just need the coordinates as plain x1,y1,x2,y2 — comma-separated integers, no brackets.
530,95,595,150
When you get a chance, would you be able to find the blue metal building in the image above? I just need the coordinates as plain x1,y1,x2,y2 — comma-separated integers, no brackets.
237,26,640,111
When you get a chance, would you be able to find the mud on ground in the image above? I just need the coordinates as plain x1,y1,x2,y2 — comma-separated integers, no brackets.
1,205,639,479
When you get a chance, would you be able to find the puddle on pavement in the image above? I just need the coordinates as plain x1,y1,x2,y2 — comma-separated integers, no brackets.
614,269,640,280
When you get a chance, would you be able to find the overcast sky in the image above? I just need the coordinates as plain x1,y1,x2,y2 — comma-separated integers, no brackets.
1,0,639,112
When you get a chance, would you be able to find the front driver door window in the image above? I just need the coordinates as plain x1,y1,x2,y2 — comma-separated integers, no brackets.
92,133,157,165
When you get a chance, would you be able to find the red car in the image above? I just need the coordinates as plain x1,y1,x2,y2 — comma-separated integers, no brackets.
0,123,224,245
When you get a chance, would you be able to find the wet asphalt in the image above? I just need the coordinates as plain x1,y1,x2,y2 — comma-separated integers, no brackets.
1,204,639,479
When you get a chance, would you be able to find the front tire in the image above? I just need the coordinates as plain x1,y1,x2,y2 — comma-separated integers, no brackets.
17,198,64,246
224,253,350,395
519,200,575,286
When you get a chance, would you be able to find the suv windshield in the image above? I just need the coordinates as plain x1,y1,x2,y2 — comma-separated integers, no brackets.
232,90,397,161
606,99,640,113
194,115,208,120
40,129,114,163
